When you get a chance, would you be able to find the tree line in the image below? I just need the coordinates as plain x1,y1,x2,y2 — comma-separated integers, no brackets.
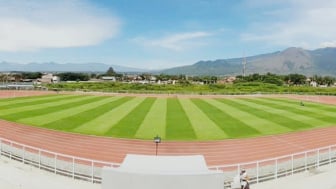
1,68,336,87
236,73,335,86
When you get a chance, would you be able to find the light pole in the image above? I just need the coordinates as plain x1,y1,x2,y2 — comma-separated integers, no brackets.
153,135,161,156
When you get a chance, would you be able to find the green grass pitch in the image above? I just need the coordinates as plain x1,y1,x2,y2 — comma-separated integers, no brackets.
1,94,336,140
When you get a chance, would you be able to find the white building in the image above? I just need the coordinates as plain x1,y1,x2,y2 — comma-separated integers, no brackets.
39,74,60,84
101,76,116,82
310,81,317,87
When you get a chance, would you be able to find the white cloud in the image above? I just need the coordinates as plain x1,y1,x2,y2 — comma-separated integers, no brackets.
320,41,336,48
0,0,120,52
241,0,336,49
133,31,213,51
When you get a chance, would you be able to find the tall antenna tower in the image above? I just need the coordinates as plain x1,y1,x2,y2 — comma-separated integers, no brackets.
242,54,247,77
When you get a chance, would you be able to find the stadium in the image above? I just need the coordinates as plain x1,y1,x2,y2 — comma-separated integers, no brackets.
1,90,336,188
2,0,336,188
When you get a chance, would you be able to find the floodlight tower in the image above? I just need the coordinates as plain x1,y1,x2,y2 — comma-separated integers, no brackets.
242,54,247,77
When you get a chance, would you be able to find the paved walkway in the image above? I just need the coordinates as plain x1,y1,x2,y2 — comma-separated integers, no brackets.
1,155,336,189
0,156,99,189
253,164,336,189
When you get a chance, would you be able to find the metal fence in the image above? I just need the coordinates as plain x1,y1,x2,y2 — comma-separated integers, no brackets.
1,136,336,187
56,89,336,96
0,137,120,183
209,144,336,188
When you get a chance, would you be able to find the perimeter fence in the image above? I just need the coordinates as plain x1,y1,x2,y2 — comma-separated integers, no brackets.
0,137,120,183
1,136,336,187
209,144,336,188
56,89,336,96
2,87,336,96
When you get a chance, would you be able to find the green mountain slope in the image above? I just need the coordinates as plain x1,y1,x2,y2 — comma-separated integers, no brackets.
161,47,336,76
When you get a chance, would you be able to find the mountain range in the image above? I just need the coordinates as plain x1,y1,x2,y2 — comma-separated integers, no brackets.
1,47,336,76
161,47,336,76
0,62,146,73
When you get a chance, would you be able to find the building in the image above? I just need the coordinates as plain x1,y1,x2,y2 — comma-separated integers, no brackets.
39,74,60,84
101,76,116,82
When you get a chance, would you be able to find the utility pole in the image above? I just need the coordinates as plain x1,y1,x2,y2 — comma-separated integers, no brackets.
242,54,247,77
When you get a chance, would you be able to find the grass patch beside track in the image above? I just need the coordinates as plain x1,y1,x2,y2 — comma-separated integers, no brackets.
166,98,196,140
135,98,167,139
1,94,336,140
191,99,260,138
106,98,156,137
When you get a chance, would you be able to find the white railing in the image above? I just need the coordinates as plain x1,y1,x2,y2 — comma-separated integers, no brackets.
1,136,336,187
0,137,120,183
209,144,336,188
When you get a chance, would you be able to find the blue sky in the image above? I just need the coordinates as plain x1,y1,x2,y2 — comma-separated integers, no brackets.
1,0,336,70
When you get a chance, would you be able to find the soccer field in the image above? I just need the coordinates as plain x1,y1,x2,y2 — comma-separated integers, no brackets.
1,94,336,140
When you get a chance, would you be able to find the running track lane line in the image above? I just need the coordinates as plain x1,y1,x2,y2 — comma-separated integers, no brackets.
0,91,336,166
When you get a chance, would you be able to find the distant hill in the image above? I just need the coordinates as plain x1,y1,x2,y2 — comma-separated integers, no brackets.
161,47,336,76
0,62,147,73
2,47,336,76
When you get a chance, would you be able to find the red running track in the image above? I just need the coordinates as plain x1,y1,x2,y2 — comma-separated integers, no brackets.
0,91,336,166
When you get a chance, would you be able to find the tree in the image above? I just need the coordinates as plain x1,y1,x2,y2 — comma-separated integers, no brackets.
57,72,89,81
320,76,335,86
12,73,22,82
285,74,306,85
106,67,116,76
0,74,9,83
21,72,42,79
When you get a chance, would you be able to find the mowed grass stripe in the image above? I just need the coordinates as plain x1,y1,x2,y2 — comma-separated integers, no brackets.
269,97,336,115
135,98,167,139
191,99,260,138
1,95,99,121
179,98,228,140
0,95,90,116
253,98,335,126
246,98,334,126
225,98,314,130
73,97,145,135
0,94,58,106
210,99,290,134
0,95,73,110
18,96,117,125
4,94,336,140
166,98,196,140
302,101,336,112
105,98,156,138
43,97,132,131
0,94,38,103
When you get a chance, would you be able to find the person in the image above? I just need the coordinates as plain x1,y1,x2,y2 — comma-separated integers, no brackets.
240,169,250,189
